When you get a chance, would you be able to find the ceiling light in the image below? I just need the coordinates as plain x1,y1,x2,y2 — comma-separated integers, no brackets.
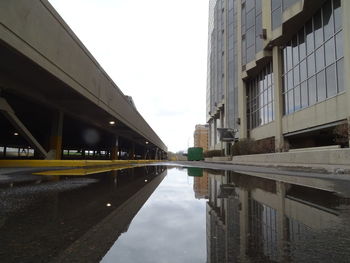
14,132,19,136
145,141,149,144
109,121,115,125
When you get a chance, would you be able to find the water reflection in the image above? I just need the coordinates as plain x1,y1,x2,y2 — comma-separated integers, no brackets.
2,165,350,262
206,170,350,262
101,168,207,263
0,166,166,263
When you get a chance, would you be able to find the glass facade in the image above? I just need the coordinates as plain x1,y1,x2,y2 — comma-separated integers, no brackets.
227,0,239,129
207,0,225,118
241,0,263,65
247,62,274,130
271,0,301,30
282,0,343,115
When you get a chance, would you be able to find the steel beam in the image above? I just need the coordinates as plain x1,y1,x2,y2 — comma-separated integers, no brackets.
0,97,48,158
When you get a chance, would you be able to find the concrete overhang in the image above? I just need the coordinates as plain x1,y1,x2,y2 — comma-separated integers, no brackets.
0,0,167,152
269,0,328,47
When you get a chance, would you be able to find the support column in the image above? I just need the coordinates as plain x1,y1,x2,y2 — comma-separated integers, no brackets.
273,46,286,152
47,111,64,160
0,97,48,158
110,136,119,160
343,0,350,145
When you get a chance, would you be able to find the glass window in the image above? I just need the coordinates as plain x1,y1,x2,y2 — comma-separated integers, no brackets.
317,70,326,101
292,36,299,66
301,81,308,108
288,71,293,90
288,90,294,114
284,92,289,114
247,63,274,128
294,85,301,111
242,38,246,65
272,0,281,10
307,54,315,76
228,0,234,10
286,43,293,71
283,48,288,74
272,8,282,30
264,106,268,124
308,76,317,105
326,64,337,98
335,31,343,59
256,0,262,14
247,27,255,47
315,46,325,72
298,28,306,60
246,0,255,11
324,38,335,67
337,58,344,92
283,75,288,93
323,0,334,40
246,9,255,29
300,59,307,82
314,11,323,48
268,87,272,103
334,0,342,32
306,20,314,55
293,65,300,85
267,103,272,122
247,45,255,62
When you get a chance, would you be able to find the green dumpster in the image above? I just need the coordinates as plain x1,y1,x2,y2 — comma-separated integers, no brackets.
187,147,204,161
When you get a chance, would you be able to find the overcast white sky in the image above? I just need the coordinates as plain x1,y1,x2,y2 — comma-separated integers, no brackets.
48,0,209,153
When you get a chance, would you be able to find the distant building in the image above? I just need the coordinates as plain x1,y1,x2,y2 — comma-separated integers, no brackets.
194,124,209,151
207,0,349,153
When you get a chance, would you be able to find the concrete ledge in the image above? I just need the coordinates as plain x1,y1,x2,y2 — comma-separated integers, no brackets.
205,156,232,162
232,148,350,166
289,145,340,152
0,160,163,168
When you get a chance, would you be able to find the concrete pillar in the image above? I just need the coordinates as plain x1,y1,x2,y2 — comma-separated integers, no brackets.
343,0,350,145
47,111,63,160
273,46,286,152
110,136,119,160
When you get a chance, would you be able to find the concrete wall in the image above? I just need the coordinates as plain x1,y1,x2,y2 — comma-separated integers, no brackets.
232,148,350,165
0,0,166,151
250,122,276,141
282,93,347,134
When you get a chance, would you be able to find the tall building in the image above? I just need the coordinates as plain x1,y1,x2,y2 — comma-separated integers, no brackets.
207,0,349,152
193,124,209,151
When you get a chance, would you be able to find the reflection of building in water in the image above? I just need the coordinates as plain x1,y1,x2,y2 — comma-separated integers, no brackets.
206,170,345,263
193,171,209,199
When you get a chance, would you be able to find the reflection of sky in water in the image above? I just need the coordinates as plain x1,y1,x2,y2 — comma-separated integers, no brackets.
101,168,207,263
